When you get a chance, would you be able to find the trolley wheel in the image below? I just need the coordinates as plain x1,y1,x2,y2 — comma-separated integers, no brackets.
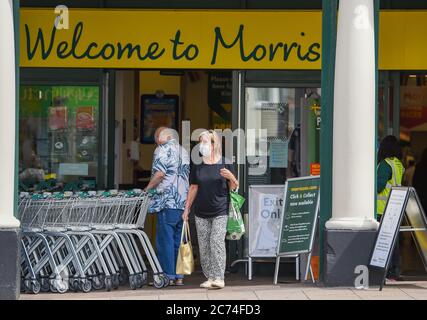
98,273,106,285
153,276,165,289
104,276,112,292
119,268,128,285
49,282,58,293
141,272,148,286
79,279,92,293
40,277,50,292
92,276,104,290
135,273,143,288
30,280,41,294
112,274,120,289
50,278,68,294
129,275,139,290
69,278,79,292
160,274,170,288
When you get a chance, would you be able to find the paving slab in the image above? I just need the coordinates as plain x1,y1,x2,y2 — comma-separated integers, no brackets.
207,291,259,300
111,295,159,300
302,288,356,296
353,290,414,300
254,289,308,300
160,293,208,300
308,294,361,300
356,295,414,300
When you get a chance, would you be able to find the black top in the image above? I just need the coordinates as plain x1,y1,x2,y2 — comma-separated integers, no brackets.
190,157,236,218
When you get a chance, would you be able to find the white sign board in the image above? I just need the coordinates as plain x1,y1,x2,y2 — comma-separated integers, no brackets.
249,185,285,257
59,163,89,176
369,188,409,268
403,190,427,271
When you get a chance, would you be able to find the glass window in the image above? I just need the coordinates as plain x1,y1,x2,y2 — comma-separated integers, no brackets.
19,85,100,191
400,73,427,170
245,87,296,185
245,87,321,185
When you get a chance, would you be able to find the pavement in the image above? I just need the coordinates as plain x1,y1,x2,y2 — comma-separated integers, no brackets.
19,272,427,300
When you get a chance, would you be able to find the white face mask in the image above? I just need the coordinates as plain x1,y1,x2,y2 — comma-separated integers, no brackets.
199,142,212,157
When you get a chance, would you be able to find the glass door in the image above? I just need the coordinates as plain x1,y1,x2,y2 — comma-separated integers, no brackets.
243,86,321,189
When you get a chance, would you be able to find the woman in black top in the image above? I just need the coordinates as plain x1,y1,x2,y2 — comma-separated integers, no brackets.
182,130,238,289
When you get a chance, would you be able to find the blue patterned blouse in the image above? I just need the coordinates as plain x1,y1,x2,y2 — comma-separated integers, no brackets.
148,140,190,213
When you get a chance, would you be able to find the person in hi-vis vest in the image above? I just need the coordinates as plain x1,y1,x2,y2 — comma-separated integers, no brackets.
376,135,405,280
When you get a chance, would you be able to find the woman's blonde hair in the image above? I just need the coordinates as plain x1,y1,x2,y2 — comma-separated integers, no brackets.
199,129,222,159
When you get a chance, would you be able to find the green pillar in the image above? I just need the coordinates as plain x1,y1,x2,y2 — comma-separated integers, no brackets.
319,0,337,282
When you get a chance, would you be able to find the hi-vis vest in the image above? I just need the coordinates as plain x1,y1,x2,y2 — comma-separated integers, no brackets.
377,157,405,216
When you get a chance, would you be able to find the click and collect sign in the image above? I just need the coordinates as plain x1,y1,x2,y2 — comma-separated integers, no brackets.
277,176,320,256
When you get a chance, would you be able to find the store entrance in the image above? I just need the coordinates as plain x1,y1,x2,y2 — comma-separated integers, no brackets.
238,83,321,278
113,69,232,190
113,69,233,272
396,72,427,278
376,71,427,279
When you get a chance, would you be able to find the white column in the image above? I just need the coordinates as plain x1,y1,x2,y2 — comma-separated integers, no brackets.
326,0,378,230
0,0,20,228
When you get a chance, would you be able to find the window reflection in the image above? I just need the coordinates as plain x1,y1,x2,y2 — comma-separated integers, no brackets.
19,85,99,192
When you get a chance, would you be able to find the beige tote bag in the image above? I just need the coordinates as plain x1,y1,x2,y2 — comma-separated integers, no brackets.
176,220,195,275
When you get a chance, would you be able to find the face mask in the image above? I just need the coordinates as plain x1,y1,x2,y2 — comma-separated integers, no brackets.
199,142,211,157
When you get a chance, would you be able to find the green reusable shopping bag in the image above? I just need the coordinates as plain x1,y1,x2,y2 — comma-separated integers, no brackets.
226,190,246,240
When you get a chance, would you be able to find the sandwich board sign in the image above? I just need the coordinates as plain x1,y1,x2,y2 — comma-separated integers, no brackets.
369,187,427,290
274,176,320,284
246,184,286,280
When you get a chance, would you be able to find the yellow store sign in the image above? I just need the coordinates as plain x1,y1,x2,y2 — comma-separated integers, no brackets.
20,9,427,70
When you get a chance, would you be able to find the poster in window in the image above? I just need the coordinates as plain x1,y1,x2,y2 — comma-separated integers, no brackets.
48,106,68,131
140,94,179,144
76,135,96,162
51,133,68,156
208,71,232,130
76,106,95,131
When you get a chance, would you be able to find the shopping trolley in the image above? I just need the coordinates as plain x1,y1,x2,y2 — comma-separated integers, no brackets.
19,189,170,294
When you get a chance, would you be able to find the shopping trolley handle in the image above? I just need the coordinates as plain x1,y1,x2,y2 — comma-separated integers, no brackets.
78,191,89,199
124,190,137,197
102,191,111,197
110,189,119,196
53,193,64,200
31,193,43,200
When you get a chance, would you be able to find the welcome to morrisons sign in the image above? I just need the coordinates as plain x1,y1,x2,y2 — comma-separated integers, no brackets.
20,9,427,70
